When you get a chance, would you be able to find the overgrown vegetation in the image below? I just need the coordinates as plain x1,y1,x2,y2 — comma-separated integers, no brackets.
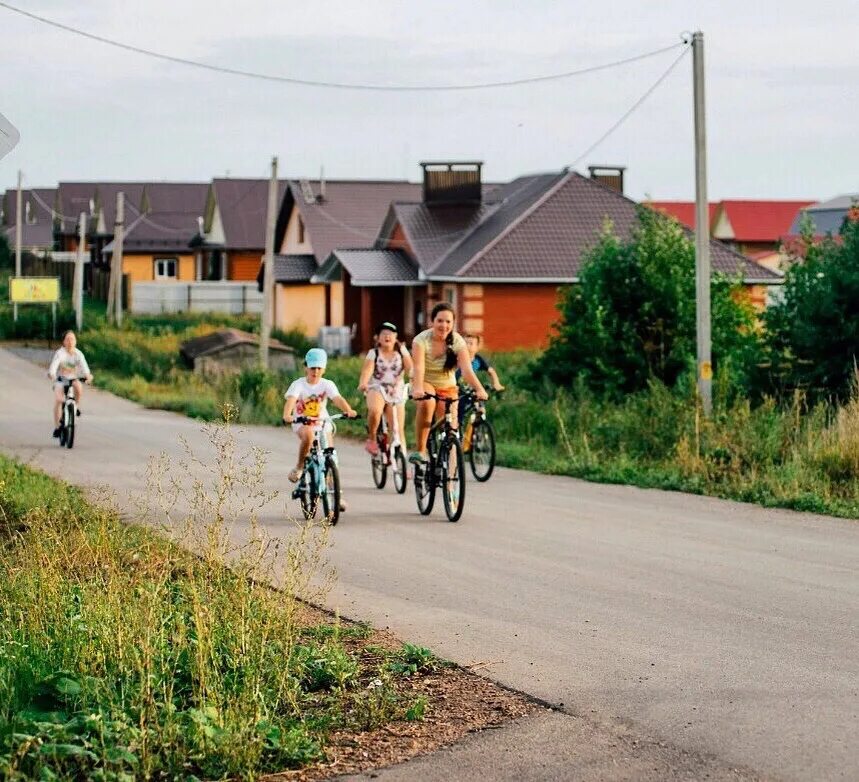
0,426,436,780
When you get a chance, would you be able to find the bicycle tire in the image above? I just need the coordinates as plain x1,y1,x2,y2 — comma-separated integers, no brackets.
371,452,387,489
441,435,466,522
298,464,317,520
414,456,435,515
468,419,496,482
66,403,75,449
322,458,341,525
393,447,408,494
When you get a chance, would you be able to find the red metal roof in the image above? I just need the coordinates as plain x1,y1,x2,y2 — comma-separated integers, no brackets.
718,200,815,243
646,201,717,230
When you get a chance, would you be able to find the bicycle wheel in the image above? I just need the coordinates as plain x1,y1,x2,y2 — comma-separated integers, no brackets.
441,435,466,522
298,465,317,520
322,457,341,526
371,451,387,489
393,446,408,494
65,403,75,449
413,456,435,515
468,419,496,482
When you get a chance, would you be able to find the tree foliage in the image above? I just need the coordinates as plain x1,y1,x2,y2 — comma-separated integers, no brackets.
0,232,11,268
753,207,859,401
542,207,758,397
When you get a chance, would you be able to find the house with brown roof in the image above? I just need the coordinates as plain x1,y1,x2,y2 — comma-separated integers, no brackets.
1,187,57,254
102,182,209,285
315,163,783,352
193,178,290,282
261,177,421,337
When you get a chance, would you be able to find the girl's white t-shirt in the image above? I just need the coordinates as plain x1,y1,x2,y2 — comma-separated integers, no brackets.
284,377,340,422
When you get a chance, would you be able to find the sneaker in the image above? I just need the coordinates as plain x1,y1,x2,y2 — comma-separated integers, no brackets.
76,409,82,417
288,468,302,483
339,499,348,512
52,427,61,438
364,439,379,456
408,451,428,465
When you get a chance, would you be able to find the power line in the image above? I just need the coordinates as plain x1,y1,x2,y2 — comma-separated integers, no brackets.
0,1,687,92
568,44,690,169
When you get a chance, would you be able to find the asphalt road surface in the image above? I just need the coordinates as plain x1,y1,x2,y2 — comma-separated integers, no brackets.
1,347,856,781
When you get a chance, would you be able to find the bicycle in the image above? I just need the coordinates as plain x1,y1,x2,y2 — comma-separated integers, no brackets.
459,389,499,482
289,414,356,525
369,400,408,495
412,393,466,522
55,376,87,449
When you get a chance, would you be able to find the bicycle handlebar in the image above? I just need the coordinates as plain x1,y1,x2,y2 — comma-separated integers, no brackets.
286,413,362,426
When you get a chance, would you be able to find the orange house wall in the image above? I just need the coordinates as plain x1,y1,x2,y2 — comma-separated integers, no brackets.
229,251,263,281
481,284,561,351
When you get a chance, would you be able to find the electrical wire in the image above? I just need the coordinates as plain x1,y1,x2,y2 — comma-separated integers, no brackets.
0,1,687,92
567,44,690,169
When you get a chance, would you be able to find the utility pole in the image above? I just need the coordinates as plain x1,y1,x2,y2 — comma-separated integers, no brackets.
107,192,125,325
13,170,22,322
693,31,712,416
260,156,278,369
74,212,86,332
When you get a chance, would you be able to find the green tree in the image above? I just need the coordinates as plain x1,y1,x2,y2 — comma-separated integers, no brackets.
542,207,758,397
754,207,859,401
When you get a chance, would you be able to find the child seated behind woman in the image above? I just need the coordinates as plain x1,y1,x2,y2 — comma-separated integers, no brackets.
357,321,413,456
282,349,357,507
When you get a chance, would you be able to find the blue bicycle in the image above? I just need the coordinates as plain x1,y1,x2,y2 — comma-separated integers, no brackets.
290,414,354,525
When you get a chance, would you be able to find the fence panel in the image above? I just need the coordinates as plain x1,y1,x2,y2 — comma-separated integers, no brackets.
130,282,263,315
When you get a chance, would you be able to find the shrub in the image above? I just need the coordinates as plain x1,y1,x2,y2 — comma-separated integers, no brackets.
541,207,758,397
753,208,859,401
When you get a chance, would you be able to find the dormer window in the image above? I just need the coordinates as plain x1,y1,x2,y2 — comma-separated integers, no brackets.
25,202,36,225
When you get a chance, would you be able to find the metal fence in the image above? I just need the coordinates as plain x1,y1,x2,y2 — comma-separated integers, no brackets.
130,282,263,315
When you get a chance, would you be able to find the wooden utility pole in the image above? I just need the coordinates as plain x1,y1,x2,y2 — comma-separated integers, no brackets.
260,156,278,369
13,170,22,321
693,31,712,416
107,191,125,324
74,212,86,332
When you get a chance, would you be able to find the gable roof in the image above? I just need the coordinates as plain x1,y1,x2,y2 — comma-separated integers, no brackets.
646,201,719,231
2,187,56,249
179,328,293,366
717,200,814,243
283,179,422,265
210,178,290,250
788,194,859,236
315,249,421,286
386,172,781,284
56,182,148,234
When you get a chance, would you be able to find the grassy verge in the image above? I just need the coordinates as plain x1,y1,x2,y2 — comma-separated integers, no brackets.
0,444,450,781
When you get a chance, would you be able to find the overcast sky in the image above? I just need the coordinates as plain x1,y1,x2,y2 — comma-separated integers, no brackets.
1,0,855,201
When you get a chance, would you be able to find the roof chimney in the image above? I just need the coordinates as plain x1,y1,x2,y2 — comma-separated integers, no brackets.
588,165,625,194
421,161,483,205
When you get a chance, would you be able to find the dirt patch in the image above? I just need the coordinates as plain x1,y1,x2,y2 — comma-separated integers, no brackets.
263,606,539,781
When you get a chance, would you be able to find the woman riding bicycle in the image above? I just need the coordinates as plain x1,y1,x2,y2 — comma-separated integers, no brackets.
47,330,93,439
409,302,487,465
357,321,413,457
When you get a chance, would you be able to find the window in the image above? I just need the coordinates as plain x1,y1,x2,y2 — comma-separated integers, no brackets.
154,257,178,280
442,285,457,312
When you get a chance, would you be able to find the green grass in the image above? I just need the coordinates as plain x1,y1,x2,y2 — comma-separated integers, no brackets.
0,447,433,781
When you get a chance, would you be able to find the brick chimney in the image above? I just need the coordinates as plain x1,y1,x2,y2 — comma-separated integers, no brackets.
421,161,483,205
588,165,626,194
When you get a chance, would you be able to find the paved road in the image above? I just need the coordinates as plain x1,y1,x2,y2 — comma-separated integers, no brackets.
1,347,857,781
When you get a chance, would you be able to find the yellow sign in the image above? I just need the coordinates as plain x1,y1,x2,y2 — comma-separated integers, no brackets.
700,361,713,381
9,277,60,304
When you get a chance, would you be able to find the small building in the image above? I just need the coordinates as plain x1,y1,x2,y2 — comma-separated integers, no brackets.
179,328,295,376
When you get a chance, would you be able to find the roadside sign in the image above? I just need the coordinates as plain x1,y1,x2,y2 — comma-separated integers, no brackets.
9,277,60,304
0,111,20,161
